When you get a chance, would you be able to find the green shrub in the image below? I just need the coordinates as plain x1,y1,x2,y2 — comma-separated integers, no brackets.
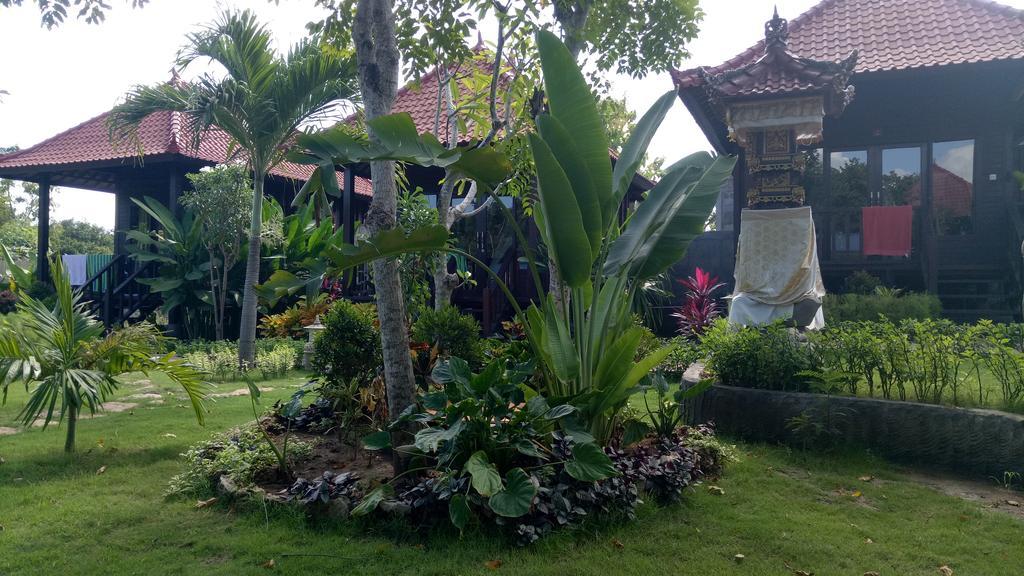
842,270,881,295
823,291,941,323
659,336,701,375
256,342,298,380
179,338,302,381
167,425,312,496
312,299,381,388
183,341,240,381
256,338,304,369
410,305,482,366
701,320,816,391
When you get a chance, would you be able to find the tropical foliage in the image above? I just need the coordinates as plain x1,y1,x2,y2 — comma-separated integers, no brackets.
125,196,213,340
0,257,207,452
672,267,725,339
292,30,734,444
110,8,358,366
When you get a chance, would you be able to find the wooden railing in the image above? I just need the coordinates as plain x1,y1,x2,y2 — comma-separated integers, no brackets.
76,255,160,329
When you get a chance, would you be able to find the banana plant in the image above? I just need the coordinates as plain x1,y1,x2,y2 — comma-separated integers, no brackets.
291,31,735,443
509,31,735,441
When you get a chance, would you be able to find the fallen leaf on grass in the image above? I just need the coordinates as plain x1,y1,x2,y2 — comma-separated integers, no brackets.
163,433,177,438
852,490,863,498
96,466,107,475
1006,500,1020,507
938,565,954,575
195,497,218,509
261,559,275,569
864,572,880,576
864,538,874,544
707,485,725,495
611,538,624,549
0,456,6,465
484,559,502,570
858,475,874,482
733,554,745,563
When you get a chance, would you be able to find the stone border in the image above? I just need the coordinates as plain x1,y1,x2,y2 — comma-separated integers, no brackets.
683,364,1024,477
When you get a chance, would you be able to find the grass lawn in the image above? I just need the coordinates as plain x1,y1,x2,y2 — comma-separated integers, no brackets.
2,373,1023,575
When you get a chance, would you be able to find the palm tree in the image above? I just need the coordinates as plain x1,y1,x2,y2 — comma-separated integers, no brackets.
0,258,208,453
109,9,358,366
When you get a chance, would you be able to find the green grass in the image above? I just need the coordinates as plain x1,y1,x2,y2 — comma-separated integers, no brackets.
2,374,1024,575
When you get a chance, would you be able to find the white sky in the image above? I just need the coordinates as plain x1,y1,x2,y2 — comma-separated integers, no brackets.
2,0,1021,229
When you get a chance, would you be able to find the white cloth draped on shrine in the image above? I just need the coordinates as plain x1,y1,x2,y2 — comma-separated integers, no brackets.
728,206,825,329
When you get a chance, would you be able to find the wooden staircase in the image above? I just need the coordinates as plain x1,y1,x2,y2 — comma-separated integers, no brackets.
937,266,1018,323
75,255,162,330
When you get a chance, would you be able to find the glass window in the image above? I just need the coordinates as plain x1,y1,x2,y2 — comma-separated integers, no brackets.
932,140,974,235
881,147,921,206
801,148,823,203
828,150,869,207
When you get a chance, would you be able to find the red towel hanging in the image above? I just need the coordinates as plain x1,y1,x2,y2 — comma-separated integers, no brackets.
861,205,913,257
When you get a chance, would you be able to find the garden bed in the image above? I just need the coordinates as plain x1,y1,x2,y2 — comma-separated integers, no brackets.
685,365,1024,479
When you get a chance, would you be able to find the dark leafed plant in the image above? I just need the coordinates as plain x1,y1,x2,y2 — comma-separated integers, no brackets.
671,267,725,339
355,356,618,530
0,256,207,452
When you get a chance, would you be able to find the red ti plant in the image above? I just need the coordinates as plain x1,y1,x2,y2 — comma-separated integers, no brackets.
672,267,725,339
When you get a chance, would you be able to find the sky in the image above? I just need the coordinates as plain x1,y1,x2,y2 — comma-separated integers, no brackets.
1,0,1019,229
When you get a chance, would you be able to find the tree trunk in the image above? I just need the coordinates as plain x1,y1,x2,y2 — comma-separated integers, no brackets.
354,0,417,469
238,174,265,368
64,405,78,453
433,176,459,310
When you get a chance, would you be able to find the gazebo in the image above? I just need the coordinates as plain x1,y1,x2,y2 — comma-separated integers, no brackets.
0,108,372,279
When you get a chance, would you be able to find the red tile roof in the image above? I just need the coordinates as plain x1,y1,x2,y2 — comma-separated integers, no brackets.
0,109,372,196
672,0,1024,88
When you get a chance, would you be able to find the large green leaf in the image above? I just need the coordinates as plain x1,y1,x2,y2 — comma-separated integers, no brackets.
593,327,644,393
324,225,449,274
464,451,503,497
633,154,737,278
351,484,394,517
536,30,613,229
565,442,619,482
414,419,466,453
604,153,735,280
536,114,601,258
528,133,592,288
291,114,512,197
611,90,677,208
542,297,580,383
449,493,471,532
487,468,537,518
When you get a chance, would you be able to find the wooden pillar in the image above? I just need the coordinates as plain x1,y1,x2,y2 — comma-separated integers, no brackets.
168,168,182,215
36,178,50,282
113,183,132,256
342,167,355,243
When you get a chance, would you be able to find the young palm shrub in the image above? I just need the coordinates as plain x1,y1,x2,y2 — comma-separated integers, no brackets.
0,258,208,452
109,9,358,367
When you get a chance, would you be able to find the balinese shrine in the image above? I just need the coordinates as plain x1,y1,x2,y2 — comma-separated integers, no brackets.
673,0,1024,322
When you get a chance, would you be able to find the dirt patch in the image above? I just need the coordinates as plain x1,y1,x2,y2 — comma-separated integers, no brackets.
101,402,138,412
0,426,19,435
899,470,1024,520
211,387,274,398
127,393,163,401
256,431,394,495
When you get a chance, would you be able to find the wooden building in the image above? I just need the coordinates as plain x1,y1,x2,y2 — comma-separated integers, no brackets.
673,0,1024,322
0,66,653,333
